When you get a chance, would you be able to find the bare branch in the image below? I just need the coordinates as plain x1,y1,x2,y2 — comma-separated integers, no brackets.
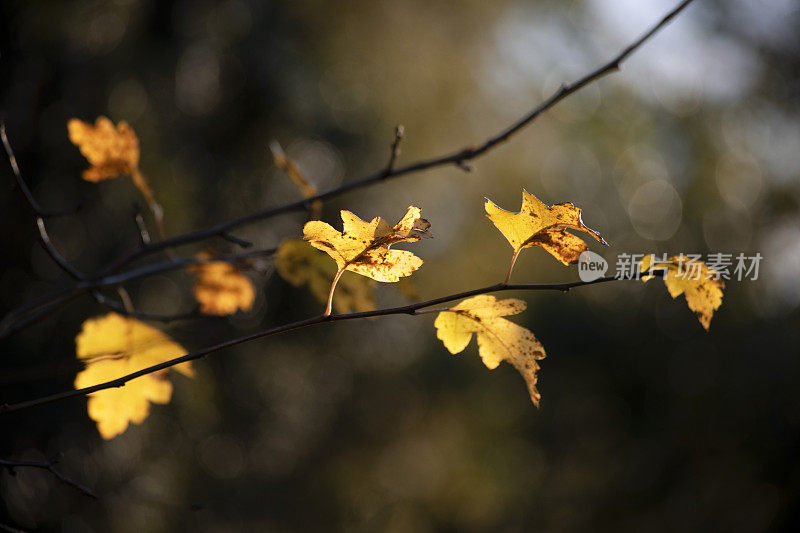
384,125,405,175
94,0,695,274
0,248,276,338
1,274,630,414
1,454,97,499
2,123,86,282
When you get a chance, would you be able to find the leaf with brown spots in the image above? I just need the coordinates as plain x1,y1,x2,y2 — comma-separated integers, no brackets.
190,251,256,316
434,295,546,405
275,239,376,314
640,254,724,330
74,313,194,439
485,189,606,282
303,206,431,315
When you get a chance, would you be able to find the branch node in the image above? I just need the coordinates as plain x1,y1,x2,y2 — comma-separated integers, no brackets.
455,159,473,173
221,232,253,248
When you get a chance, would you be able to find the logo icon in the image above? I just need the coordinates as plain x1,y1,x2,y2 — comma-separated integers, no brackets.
578,250,608,282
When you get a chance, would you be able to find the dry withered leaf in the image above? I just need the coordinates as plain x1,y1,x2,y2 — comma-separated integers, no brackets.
434,295,546,405
74,313,194,439
303,206,430,315
640,254,724,330
303,206,431,282
485,190,606,280
68,116,140,183
275,239,376,313
68,116,167,238
190,251,256,316
303,206,430,314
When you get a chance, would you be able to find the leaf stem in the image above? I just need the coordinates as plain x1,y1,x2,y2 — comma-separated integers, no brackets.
325,268,345,317
504,248,523,285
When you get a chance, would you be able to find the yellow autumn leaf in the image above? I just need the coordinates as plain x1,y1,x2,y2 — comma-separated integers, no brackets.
303,206,431,282
67,116,162,226
485,190,606,280
434,295,546,406
190,251,256,316
73,313,194,439
640,254,724,330
68,116,139,183
304,206,431,315
275,239,376,314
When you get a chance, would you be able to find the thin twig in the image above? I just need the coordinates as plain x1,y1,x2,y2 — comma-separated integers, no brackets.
385,125,405,175
2,123,86,282
0,248,276,337
1,275,626,414
95,0,694,275
0,455,97,499
133,208,152,246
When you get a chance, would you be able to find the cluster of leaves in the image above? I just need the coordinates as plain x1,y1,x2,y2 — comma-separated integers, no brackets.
67,117,725,439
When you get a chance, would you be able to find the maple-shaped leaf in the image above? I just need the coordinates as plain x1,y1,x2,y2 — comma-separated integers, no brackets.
303,206,431,315
275,239,376,314
434,295,546,405
640,254,724,330
73,313,194,439
190,251,255,316
68,117,140,183
485,190,606,281
68,116,168,239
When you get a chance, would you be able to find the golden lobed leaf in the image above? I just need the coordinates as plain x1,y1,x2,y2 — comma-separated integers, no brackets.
275,239,376,313
74,313,194,439
190,251,256,316
485,189,606,265
640,254,724,330
434,295,546,405
303,206,431,282
67,116,140,183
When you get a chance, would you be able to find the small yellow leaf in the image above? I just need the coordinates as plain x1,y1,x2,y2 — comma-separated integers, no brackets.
68,117,140,183
434,295,546,405
485,189,606,265
640,254,724,330
190,251,255,316
275,239,376,313
303,206,431,282
74,313,193,439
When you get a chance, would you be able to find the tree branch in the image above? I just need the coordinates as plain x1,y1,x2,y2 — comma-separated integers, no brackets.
1,275,629,414
2,123,86,282
0,248,276,338
94,0,695,274
0,454,97,499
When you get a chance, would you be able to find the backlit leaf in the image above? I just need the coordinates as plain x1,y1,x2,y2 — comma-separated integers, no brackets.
190,251,256,316
485,189,606,266
68,116,139,183
68,116,157,206
74,313,194,439
434,295,546,405
303,206,431,282
640,254,724,330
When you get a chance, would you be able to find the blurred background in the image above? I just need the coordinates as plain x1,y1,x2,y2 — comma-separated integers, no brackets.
1,0,799,530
